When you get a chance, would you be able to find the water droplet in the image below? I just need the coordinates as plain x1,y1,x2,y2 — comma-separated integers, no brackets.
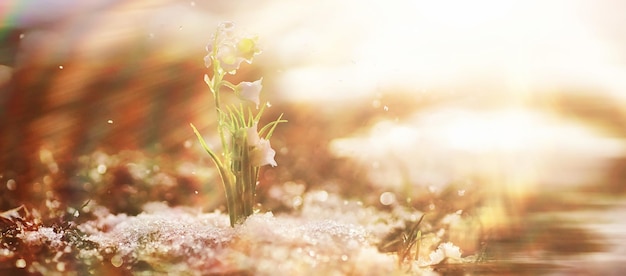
266,102,272,108
111,254,123,267
6,179,16,191
292,196,303,207
457,189,466,196
15,259,26,268
379,192,396,206
58,65,64,69
107,119,113,124
194,190,199,195
97,164,107,174
184,140,192,148
341,255,349,261
19,33,25,39
383,105,389,111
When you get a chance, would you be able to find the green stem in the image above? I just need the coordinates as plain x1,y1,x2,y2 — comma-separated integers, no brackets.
221,81,237,92
241,134,253,217
211,72,228,156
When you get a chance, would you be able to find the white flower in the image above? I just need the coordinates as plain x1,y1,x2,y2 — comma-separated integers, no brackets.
236,78,263,108
245,122,277,167
215,43,243,73
250,139,277,167
235,36,261,61
205,22,261,74
246,122,261,145
217,21,236,36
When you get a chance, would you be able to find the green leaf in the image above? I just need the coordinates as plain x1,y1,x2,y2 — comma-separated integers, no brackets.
190,123,224,169
259,113,287,140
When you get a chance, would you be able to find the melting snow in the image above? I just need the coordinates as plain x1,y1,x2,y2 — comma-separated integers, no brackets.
69,200,422,275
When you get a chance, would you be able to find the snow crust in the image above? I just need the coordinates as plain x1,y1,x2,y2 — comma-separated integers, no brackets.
73,200,408,275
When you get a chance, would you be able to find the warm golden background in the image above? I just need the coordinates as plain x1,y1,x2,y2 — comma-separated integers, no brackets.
2,0,626,272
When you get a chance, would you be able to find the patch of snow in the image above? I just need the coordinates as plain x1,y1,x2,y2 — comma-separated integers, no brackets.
425,242,463,266
18,227,64,249
70,200,443,274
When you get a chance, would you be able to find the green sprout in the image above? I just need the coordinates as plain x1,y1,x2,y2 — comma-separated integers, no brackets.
378,214,425,266
190,22,286,227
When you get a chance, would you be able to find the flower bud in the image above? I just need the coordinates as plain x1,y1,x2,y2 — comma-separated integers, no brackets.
203,54,212,68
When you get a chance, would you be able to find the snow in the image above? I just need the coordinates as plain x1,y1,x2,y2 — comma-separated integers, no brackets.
79,203,233,272
73,199,401,274
0,184,476,275
7,190,466,275
65,197,446,274
18,227,64,249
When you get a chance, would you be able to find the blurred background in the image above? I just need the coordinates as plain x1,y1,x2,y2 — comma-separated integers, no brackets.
2,0,626,273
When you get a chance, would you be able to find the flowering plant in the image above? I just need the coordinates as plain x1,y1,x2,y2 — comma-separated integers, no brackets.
190,22,286,227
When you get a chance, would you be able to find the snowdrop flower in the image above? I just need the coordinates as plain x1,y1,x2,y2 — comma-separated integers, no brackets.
215,43,241,73
205,22,261,74
246,123,261,145
235,36,260,61
236,79,263,108
250,138,277,167
246,123,277,167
